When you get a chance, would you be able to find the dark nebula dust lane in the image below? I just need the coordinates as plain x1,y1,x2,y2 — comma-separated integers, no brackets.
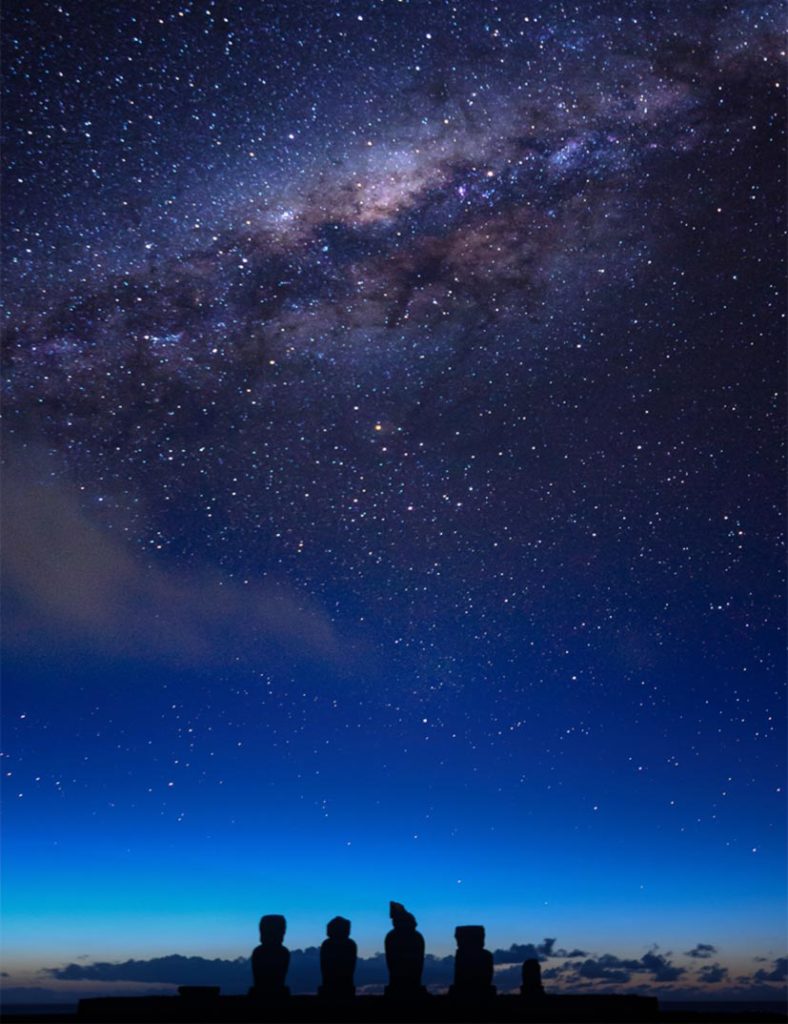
1,0,785,1001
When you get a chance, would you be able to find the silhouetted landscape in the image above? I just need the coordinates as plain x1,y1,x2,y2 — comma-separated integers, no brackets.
2,906,785,1023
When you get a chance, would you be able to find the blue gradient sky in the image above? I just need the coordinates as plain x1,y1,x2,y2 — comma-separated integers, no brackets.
3,649,785,982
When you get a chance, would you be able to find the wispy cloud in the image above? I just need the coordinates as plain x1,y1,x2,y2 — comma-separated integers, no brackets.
697,963,729,984
684,943,717,959
3,447,343,667
753,957,787,984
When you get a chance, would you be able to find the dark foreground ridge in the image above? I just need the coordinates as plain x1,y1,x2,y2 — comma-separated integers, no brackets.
3,994,788,1024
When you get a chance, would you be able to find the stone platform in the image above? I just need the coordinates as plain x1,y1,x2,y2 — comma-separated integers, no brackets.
74,991,660,1022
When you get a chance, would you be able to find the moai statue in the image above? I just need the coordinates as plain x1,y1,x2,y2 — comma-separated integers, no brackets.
384,902,427,998
250,914,291,998
319,916,357,999
449,925,496,998
521,957,545,998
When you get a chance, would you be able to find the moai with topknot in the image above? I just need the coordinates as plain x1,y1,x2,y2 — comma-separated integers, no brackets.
449,925,496,999
384,901,427,998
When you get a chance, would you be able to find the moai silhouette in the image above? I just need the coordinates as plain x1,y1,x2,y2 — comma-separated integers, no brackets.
521,957,545,997
250,914,291,998
384,901,427,998
319,916,357,999
449,925,496,998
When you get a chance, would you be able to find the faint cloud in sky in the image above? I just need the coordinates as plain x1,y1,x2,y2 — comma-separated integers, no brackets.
3,446,342,667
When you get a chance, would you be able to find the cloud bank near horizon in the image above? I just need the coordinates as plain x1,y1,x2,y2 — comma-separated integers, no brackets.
2,945,783,1004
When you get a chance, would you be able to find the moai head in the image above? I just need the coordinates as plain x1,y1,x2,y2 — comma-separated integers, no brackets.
259,914,287,946
389,901,417,931
326,916,352,940
455,925,485,950
521,957,544,994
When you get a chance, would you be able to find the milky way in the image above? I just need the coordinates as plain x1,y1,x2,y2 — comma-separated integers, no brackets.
1,0,785,999
5,3,783,668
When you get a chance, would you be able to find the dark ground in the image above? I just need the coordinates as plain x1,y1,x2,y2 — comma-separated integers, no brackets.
2,994,787,1023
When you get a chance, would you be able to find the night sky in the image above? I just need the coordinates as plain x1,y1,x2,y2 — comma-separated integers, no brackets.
1,0,786,1006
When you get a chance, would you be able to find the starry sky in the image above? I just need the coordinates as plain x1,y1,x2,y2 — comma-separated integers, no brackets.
1,0,786,1006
